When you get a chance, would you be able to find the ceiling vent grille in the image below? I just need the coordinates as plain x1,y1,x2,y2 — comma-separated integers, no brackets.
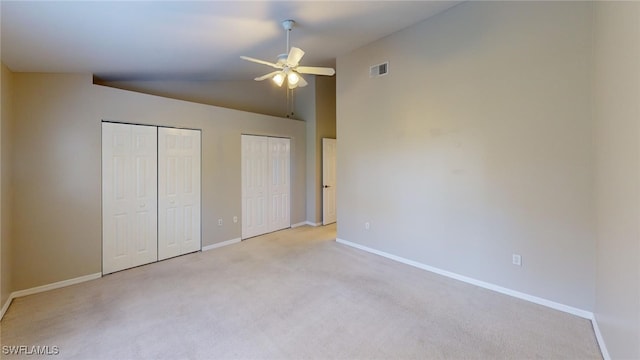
370,62,389,77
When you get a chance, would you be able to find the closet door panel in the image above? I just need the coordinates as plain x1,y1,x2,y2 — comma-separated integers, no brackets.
268,137,291,232
158,128,201,260
241,135,269,239
102,123,158,274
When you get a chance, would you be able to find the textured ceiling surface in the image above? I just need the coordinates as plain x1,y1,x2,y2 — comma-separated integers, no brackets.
1,1,461,81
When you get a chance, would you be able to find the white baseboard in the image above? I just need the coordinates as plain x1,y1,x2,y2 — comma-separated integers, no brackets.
591,316,611,360
1,272,102,321
336,238,593,319
12,273,102,298
1,295,13,320
292,221,322,228
202,238,241,251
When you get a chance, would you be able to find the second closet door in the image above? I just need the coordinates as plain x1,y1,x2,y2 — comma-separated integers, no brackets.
241,135,290,239
158,128,202,260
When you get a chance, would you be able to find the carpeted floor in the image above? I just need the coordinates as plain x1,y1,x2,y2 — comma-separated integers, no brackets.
1,224,602,359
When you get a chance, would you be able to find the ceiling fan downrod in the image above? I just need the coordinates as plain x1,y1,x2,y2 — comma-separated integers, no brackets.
282,19,295,54
282,20,296,118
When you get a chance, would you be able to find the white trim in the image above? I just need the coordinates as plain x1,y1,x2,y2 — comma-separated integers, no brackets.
0,272,102,321
335,238,593,319
1,295,13,320
202,238,241,251
292,221,322,228
12,273,102,298
591,317,611,360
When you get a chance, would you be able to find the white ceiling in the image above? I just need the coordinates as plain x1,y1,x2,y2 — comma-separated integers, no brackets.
1,1,461,82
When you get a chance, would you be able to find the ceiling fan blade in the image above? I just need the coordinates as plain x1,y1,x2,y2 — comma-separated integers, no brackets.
254,71,281,81
297,75,308,88
296,66,336,76
287,47,305,67
240,56,281,69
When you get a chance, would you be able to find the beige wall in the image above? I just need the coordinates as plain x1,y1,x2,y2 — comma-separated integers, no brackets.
1,63,14,307
299,76,337,225
593,2,640,359
314,76,337,224
337,1,595,310
296,76,317,224
100,79,290,118
10,72,306,290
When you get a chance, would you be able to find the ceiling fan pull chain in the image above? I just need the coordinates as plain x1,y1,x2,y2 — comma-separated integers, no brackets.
284,88,295,118
290,89,295,118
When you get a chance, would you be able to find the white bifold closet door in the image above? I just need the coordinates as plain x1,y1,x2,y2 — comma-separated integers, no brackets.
103,123,201,274
158,128,201,260
241,135,290,239
102,123,158,275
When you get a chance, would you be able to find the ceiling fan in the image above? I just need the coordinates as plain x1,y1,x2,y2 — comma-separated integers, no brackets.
240,20,335,90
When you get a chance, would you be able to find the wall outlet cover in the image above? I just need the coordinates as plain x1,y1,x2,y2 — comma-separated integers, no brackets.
512,254,522,266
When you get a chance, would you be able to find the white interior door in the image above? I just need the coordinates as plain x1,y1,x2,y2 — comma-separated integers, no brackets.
158,128,201,261
268,137,291,232
322,138,337,225
102,122,158,274
242,135,269,239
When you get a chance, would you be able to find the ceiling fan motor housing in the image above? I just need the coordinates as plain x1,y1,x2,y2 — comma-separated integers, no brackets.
276,54,288,65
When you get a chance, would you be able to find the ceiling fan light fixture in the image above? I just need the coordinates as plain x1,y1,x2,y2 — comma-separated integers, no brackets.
272,72,285,87
287,71,300,86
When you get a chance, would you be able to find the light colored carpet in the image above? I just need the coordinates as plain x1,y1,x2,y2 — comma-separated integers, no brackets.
1,224,601,359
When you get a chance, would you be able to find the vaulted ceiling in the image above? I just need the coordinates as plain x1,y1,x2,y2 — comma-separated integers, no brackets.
1,1,461,82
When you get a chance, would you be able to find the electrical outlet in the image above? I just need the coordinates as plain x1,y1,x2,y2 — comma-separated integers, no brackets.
233,216,238,223
218,219,223,226
365,222,370,230
512,254,522,266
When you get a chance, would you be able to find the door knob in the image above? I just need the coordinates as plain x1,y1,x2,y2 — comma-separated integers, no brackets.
323,185,331,188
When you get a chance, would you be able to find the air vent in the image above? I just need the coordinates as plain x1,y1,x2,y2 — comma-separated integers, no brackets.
370,62,389,77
